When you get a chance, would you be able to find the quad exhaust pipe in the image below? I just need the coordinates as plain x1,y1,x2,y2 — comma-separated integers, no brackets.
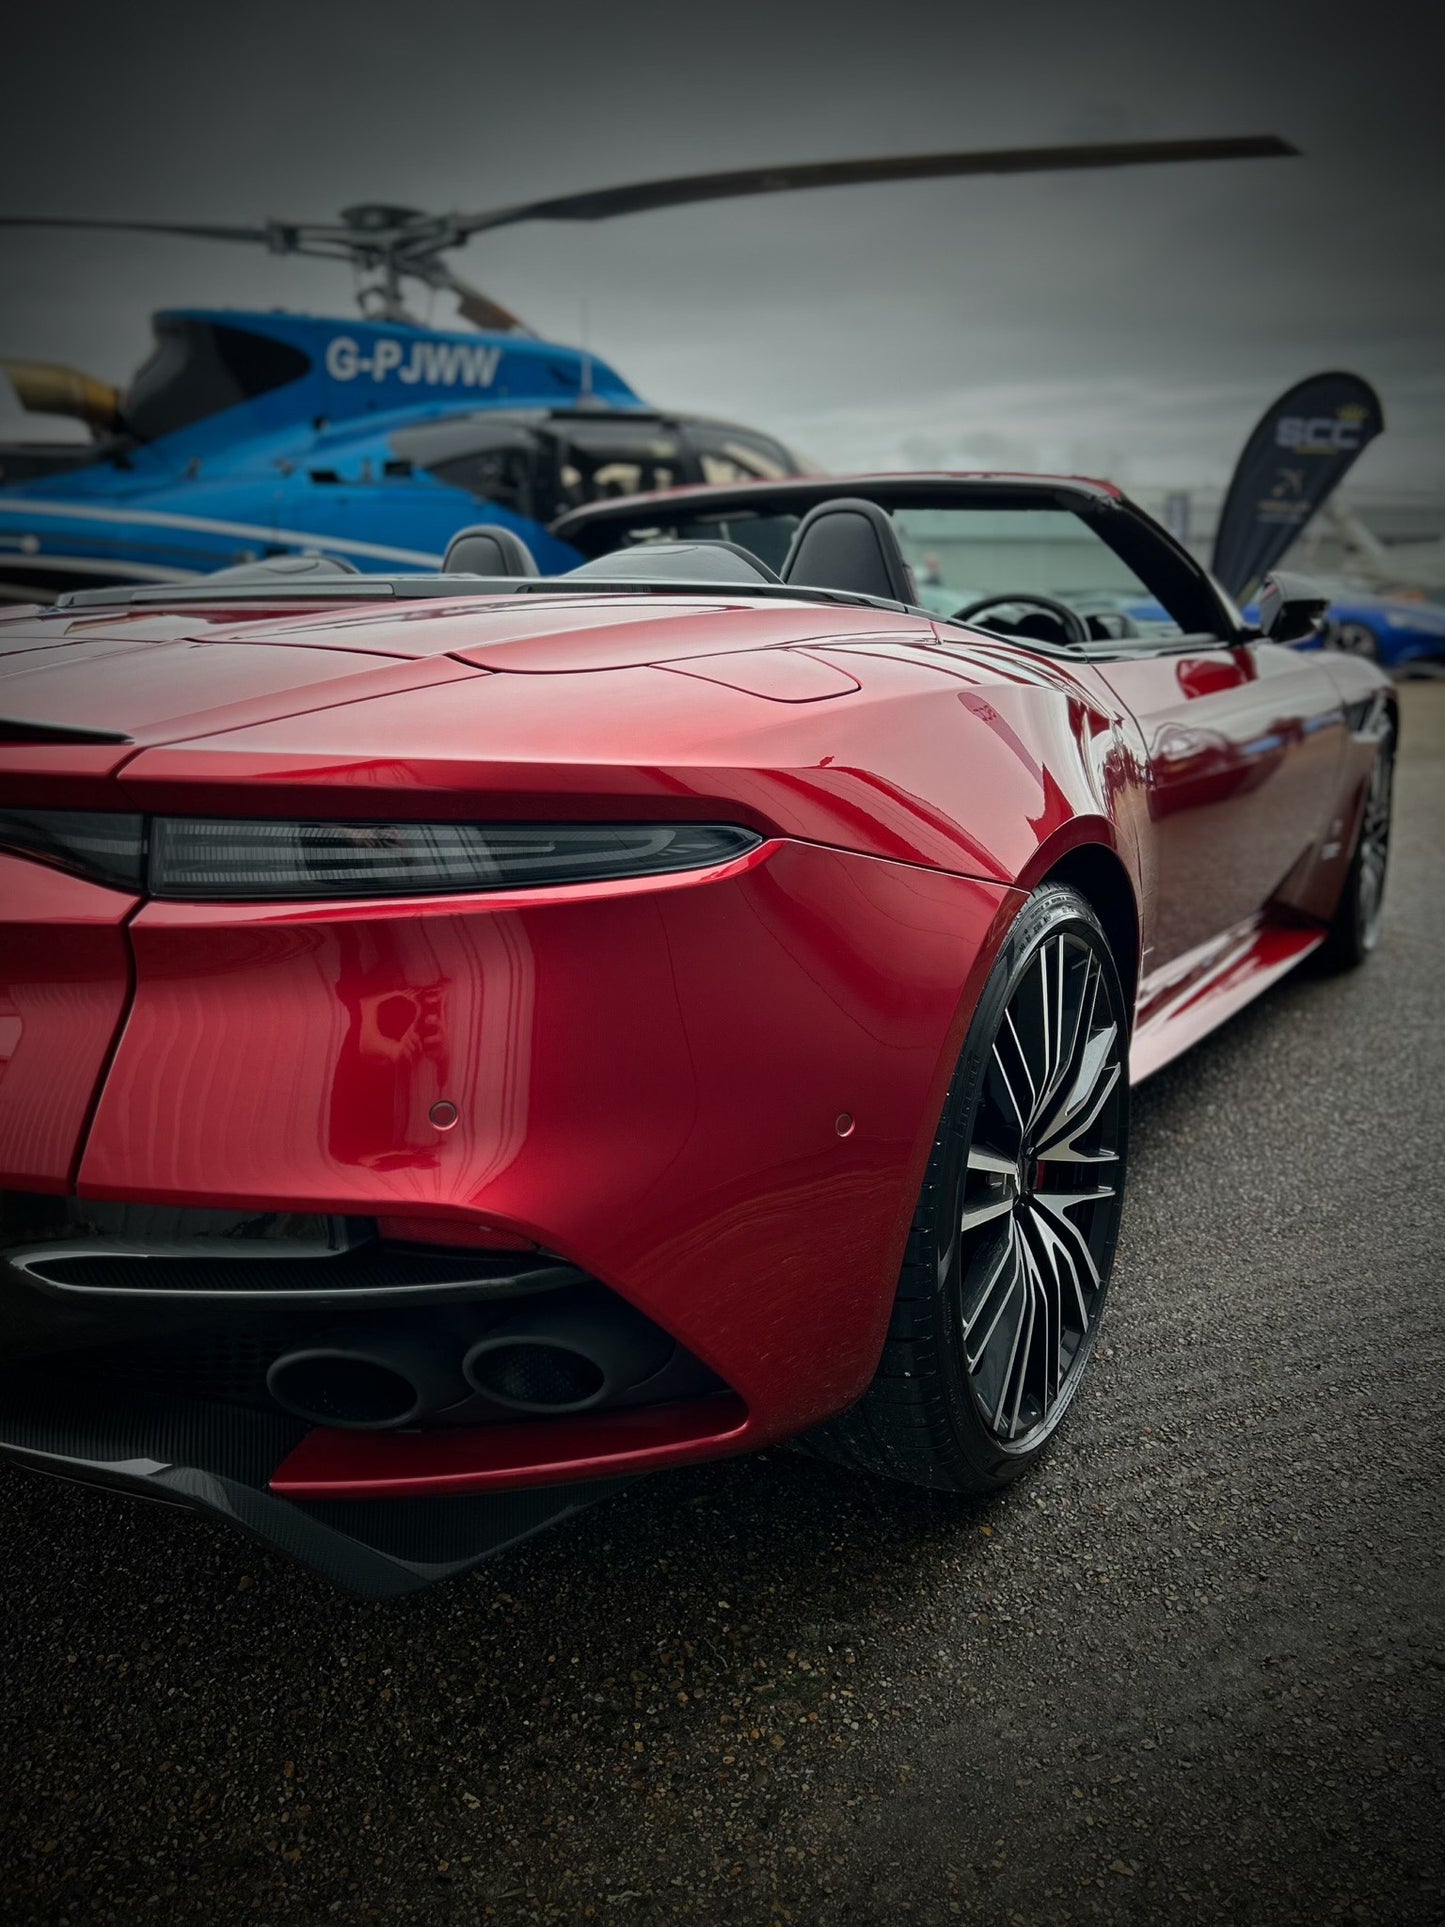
266,1294,673,1430
462,1296,671,1414
266,1327,471,1431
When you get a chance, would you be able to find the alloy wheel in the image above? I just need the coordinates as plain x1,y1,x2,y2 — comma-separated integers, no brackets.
1357,738,1394,948
951,930,1126,1447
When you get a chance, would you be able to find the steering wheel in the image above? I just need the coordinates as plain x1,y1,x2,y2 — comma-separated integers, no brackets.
951,592,1091,649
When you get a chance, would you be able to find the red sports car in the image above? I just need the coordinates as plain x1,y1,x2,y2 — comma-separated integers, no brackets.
0,475,1393,1594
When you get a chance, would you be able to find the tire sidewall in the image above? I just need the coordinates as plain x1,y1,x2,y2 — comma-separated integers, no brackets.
923,883,1130,1487
1325,725,1395,968
1357,729,1396,955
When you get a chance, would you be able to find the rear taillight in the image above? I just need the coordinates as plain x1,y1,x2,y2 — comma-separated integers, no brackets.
148,819,759,898
0,809,759,900
0,807,146,890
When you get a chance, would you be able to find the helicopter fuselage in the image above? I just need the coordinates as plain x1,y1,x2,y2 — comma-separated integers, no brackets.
0,308,797,596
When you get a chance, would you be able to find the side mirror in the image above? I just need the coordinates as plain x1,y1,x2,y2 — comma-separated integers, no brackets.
1256,570,1330,644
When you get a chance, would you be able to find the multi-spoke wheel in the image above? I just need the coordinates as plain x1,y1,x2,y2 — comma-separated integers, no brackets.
809,883,1129,1492
1319,723,1395,970
1332,621,1381,663
957,924,1124,1447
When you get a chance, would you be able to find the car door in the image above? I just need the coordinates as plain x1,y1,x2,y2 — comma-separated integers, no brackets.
1097,636,1345,969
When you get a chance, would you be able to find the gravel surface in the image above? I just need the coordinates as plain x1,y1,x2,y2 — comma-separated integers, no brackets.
2,682,1442,1927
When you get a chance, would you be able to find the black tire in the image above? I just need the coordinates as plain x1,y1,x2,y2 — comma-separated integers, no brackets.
1332,621,1381,663
1317,725,1395,971
810,883,1129,1493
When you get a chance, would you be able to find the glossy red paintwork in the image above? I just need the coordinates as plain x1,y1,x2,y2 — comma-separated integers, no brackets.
1131,918,1325,1081
0,855,137,1190
79,840,1018,1438
271,1394,751,1499
110,630,1125,892
0,545,1393,1506
1097,640,1348,971
0,624,485,748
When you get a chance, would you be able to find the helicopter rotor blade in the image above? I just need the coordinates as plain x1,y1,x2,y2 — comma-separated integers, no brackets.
453,134,1297,234
0,214,279,244
0,133,1295,336
413,260,534,336
0,136,1296,258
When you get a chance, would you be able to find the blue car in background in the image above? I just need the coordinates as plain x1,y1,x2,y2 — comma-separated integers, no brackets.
880,548,1444,675
1316,587,1445,669
1105,582,1445,671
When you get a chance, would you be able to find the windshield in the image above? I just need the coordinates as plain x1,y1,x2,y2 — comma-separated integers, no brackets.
581,499,1185,639
124,319,312,441
889,506,1173,630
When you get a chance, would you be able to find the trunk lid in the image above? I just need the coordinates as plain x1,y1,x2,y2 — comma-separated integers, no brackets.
0,620,487,766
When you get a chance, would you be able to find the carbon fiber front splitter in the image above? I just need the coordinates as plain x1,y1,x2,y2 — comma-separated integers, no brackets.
0,1383,625,1597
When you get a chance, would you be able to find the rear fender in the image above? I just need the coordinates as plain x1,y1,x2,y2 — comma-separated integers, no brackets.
0,855,137,1190
76,841,1020,1439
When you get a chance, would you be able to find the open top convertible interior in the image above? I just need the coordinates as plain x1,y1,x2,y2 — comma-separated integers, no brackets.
54,471,1324,657
547,474,1261,652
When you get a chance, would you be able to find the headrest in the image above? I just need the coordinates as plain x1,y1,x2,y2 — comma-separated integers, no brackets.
565,540,781,586
779,498,916,603
442,524,540,576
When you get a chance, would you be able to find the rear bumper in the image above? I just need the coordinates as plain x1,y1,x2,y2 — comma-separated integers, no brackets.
0,1390,626,1597
1,838,1018,1584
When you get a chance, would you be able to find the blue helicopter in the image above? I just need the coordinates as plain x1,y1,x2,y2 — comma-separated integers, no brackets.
0,135,1293,599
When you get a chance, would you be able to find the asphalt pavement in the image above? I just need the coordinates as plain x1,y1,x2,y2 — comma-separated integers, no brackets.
2,680,1442,1927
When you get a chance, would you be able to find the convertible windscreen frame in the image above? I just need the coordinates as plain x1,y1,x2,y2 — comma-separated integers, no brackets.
551,474,1246,649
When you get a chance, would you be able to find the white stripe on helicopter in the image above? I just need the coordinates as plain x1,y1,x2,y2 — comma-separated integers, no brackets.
0,498,444,567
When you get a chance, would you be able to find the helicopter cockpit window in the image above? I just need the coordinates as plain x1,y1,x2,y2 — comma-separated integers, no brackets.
124,319,311,442
549,421,691,510
595,511,800,577
405,422,542,519
685,424,795,485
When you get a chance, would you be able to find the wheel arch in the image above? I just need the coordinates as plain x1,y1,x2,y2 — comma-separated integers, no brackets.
1033,840,1141,1025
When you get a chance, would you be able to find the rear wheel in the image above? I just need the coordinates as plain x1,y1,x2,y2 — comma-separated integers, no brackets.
811,884,1129,1492
1318,726,1395,970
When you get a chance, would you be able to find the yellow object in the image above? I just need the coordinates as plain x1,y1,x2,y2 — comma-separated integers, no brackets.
2,359,121,431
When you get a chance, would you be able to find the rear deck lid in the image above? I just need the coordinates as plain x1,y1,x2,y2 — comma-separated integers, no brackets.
0,628,484,758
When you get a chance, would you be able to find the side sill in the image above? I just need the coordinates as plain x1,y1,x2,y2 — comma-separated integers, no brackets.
1131,917,1323,1083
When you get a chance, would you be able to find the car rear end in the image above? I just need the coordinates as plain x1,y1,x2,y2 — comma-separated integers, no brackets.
0,590,1019,1591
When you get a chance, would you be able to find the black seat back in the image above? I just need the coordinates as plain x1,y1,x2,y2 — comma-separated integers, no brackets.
442,524,540,576
779,498,916,603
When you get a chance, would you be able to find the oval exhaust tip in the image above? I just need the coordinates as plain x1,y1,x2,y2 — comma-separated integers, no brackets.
464,1340,607,1413
267,1350,424,1430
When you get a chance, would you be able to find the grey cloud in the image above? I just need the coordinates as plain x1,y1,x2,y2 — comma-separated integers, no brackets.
2,0,1441,491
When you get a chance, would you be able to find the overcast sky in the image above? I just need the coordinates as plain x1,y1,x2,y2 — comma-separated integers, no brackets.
2,0,1441,494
